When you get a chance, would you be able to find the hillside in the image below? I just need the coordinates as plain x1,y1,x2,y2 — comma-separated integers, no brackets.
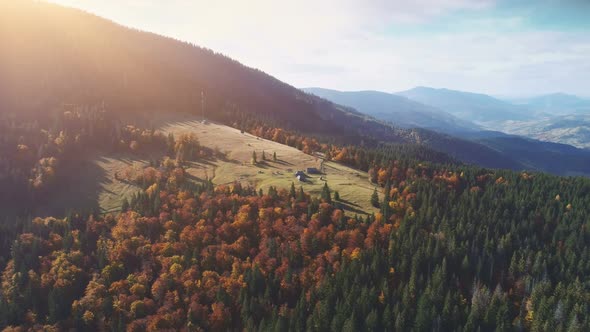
304,88,590,176
3,138,590,330
7,112,381,218
303,88,478,134
4,1,590,181
0,0,374,140
2,0,465,152
397,86,530,122
510,93,590,116
0,2,589,331
158,115,381,215
0,0,563,177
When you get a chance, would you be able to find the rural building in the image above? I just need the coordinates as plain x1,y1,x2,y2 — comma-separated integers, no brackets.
295,171,306,181
306,167,321,174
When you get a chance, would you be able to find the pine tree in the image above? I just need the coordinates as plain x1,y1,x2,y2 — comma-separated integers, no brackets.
321,182,332,204
290,182,297,199
297,186,305,202
371,188,379,208
121,198,129,212
334,191,340,201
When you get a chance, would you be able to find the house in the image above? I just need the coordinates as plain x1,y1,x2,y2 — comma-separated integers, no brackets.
295,171,307,181
306,167,321,174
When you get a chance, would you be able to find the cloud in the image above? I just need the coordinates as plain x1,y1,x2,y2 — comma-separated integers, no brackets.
48,0,590,96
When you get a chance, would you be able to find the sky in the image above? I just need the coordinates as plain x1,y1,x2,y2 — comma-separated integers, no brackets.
48,0,590,97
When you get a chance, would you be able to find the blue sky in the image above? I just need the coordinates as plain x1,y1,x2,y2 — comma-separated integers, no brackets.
49,0,590,97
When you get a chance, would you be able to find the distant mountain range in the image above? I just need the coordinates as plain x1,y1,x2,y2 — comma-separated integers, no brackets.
303,88,478,134
509,93,590,116
396,86,531,123
392,86,590,150
305,87,590,175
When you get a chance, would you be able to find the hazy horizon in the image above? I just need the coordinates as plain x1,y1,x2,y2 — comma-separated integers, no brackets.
48,0,590,98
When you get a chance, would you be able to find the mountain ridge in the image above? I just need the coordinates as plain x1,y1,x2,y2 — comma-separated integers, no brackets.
397,86,531,122
3,1,590,176
303,87,479,134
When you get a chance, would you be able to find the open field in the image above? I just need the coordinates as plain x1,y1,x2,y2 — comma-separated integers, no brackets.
157,115,380,215
34,113,379,216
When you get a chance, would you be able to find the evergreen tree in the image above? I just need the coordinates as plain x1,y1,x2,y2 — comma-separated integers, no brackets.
297,186,305,202
371,188,379,208
321,182,332,204
121,198,129,212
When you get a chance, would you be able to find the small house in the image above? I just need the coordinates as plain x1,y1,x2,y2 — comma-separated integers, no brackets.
306,167,320,174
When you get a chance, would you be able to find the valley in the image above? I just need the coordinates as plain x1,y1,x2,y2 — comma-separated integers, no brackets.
488,115,590,150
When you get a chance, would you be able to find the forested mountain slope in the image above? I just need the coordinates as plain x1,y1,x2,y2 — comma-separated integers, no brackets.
0,0,364,139
4,0,590,180
0,3,589,331
1,147,589,331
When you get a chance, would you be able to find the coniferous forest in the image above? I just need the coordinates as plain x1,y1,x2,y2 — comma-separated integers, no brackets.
1,109,589,331
1,1,590,331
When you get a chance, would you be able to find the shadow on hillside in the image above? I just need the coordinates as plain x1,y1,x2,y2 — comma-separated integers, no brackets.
188,157,217,167
337,198,363,209
273,159,294,166
335,201,367,215
255,161,274,169
185,172,210,184
33,155,108,218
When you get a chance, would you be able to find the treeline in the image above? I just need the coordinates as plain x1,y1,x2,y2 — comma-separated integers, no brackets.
0,106,211,217
236,121,456,172
1,152,589,331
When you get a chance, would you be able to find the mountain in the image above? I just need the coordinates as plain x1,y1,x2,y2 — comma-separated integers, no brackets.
303,88,479,134
0,0,384,143
306,87,590,176
511,93,590,116
397,86,530,122
3,1,590,177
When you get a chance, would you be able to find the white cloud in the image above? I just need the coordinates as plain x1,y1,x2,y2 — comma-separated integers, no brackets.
48,0,590,96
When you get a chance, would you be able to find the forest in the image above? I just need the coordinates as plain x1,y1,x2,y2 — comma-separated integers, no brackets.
1,2,589,330
1,108,589,330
